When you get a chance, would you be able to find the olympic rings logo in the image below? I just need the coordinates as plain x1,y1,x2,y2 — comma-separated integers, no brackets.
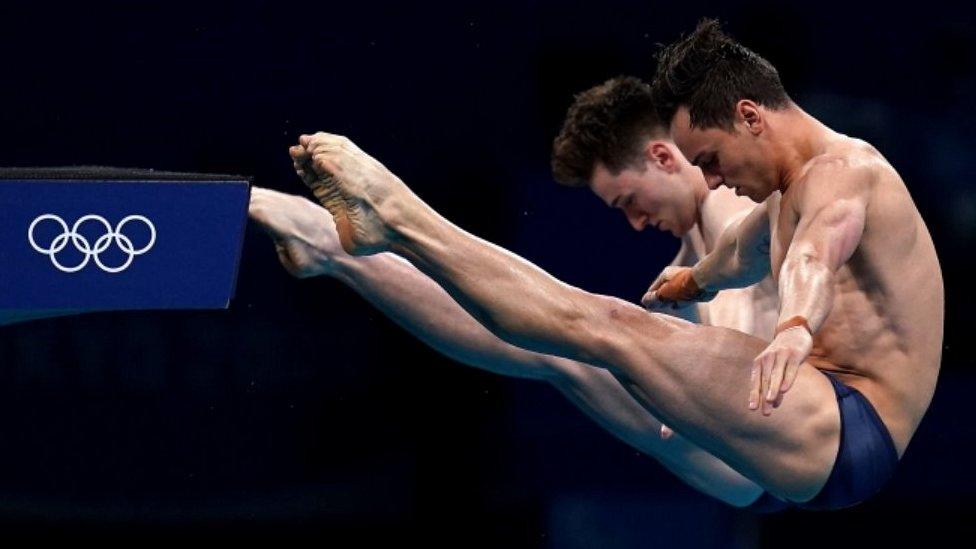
27,214,156,273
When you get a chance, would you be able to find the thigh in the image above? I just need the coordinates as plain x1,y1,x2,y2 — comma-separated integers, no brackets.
549,359,764,506
608,318,841,502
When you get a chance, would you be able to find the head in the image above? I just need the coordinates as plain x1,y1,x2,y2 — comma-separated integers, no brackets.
551,76,704,236
651,19,793,202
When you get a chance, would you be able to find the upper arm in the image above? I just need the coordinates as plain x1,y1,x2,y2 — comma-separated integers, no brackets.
733,202,772,263
786,162,871,273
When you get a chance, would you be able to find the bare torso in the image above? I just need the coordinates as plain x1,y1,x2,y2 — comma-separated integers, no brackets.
768,136,944,458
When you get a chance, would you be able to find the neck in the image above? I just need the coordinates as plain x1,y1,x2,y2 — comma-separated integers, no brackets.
770,105,837,193
692,172,709,230
695,186,740,250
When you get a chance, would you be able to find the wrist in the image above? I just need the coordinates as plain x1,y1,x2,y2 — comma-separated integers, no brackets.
775,315,812,337
688,264,713,295
657,267,711,303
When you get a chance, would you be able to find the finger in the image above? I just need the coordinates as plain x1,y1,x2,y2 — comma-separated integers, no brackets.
767,351,788,411
648,274,668,292
772,356,800,409
641,291,657,308
660,424,674,440
781,354,803,394
749,359,762,410
760,355,773,415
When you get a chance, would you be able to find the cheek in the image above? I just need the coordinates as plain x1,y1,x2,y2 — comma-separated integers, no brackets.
636,191,662,215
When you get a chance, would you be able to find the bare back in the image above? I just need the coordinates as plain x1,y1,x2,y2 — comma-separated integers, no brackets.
769,136,944,457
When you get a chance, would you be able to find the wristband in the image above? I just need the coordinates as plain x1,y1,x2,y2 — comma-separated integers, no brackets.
657,269,704,302
775,315,812,336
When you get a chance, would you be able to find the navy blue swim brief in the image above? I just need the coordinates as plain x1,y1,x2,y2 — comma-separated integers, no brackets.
744,371,900,513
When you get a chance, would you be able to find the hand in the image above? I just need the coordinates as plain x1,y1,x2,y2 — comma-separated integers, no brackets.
248,187,345,278
660,424,674,440
641,266,716,311
750,326,813,415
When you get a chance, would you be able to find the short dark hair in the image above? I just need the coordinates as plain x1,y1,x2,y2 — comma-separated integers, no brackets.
651,19,791,130
551,76,666,187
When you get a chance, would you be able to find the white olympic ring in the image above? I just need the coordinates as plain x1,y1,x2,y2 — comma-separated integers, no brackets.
28,214,156,273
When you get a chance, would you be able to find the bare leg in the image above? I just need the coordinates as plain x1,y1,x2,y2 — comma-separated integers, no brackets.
249,188,763,506
293,134,841,502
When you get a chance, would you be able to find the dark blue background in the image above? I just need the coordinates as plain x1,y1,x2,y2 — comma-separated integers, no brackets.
0,1,971,546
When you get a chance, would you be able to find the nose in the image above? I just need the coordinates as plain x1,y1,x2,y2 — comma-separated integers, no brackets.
626,211,648,231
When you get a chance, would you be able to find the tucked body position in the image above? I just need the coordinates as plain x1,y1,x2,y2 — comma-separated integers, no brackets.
251,76,784,509
277,21,942,512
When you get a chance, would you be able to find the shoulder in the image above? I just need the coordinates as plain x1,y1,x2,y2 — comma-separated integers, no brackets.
789,146,882,215
802,151,879,190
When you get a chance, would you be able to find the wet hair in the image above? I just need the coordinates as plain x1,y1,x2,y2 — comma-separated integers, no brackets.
551,76,666,187
651,18,791,130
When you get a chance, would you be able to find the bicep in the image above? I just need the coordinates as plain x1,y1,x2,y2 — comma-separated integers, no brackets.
733,203,771,260
787,197,866,273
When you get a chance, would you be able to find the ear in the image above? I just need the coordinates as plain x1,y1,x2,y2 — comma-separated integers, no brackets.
735,100,764,136
645,140,679,174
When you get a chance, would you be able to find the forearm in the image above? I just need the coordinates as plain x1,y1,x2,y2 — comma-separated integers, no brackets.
776,254,834,332
693,228,768,292
330,251,564,380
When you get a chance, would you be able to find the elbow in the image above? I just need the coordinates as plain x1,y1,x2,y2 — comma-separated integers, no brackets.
785,251,830,276
780,253,835,295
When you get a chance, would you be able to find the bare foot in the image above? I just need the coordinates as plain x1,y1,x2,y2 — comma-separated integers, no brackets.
289,132,402,255
248,187,345,278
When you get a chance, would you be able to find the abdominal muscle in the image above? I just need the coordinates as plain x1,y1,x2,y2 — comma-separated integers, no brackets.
801,271,938,460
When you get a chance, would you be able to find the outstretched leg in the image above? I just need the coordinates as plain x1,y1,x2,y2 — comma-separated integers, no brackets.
291,134,840,502
249,187,763,507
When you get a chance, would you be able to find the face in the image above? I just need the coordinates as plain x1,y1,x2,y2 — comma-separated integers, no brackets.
589,154,698,237
669,105,777,202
